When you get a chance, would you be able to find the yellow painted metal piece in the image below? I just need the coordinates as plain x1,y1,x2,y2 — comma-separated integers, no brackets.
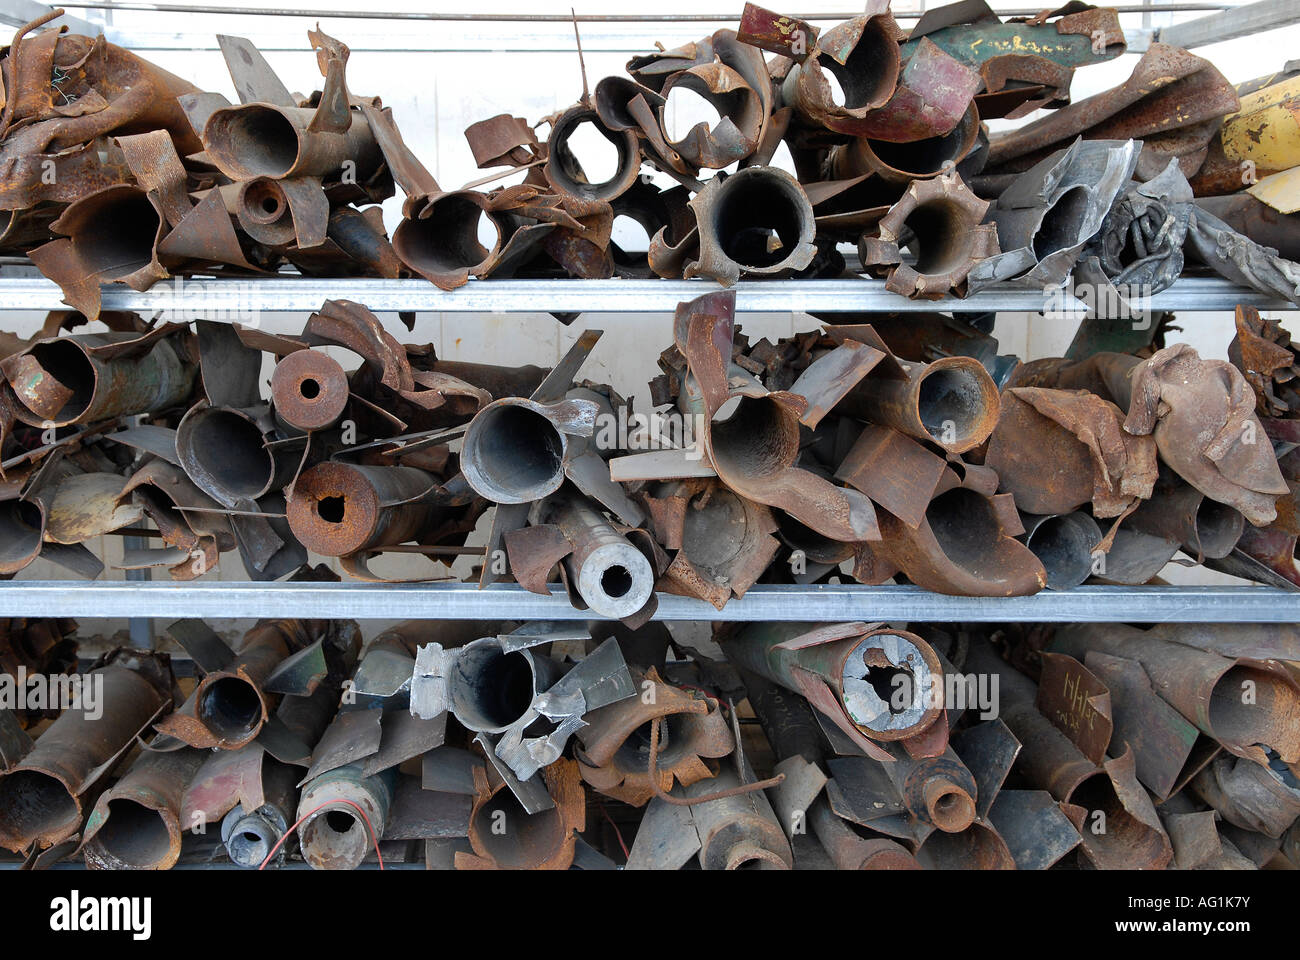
1248,164,1300,215
1222,75,1300,173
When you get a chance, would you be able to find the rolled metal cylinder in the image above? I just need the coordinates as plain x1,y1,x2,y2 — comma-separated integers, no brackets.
685,166,816,285
725,623,944,744
1020,512,1104,591
541,492,655,620
447,636,566,734
203,103,383,181
222,802,289,868
545,105,641,205
681,766,794,870
295,764,396,871
81,747,205,870
460,397,569,504
286,462,443,557
0,498,47,576
176,403,297,506
0,658,173,853
808,797,920,869
7,332,194,428
271,348,351,432
840,356,1000,454
235,177,296,245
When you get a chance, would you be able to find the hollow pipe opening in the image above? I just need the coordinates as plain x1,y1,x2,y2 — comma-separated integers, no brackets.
197,675,263,741
461,402,565,503
449,641,539,732
205,105,301,180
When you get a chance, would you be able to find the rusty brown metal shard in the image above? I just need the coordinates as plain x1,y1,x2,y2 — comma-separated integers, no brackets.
575,666,733,806
987,43,1239,174
987,387,1157,518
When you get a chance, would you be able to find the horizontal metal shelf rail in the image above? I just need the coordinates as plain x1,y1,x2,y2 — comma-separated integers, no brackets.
0,581,1294,622
0,275,1290,314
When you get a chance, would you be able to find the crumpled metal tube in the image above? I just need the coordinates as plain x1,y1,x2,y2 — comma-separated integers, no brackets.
80,746,205,870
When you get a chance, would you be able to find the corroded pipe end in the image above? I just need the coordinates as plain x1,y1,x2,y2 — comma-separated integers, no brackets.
392,191,501,289
204,104,302,180
271,348,350,432
1024,512,1103,591
195,672,267,747
236,177,295,246
222,805,286,868
448,638,542,733
921,777,978,834
911,356,1001,453
286,461,383,557
725,839,792,870
461,398,567,504
297,773,389,871
840,628,944,741
82,798,181,870
0,770,80,853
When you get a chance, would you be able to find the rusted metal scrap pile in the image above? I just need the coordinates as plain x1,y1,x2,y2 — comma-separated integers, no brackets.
4,4,1300,305
1,616,1297,869
0,289,1297,599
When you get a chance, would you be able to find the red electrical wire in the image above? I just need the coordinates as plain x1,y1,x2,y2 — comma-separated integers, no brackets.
258,799,385,870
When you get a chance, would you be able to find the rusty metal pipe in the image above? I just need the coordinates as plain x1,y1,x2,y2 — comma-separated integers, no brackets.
685,166,816,285
808,797,920,869
681,766,794,870
829,103,980,184
203,103,382,181
81,747,205,870
914,820,1016,869
779,10,901,134
725,622,944,747
886,747,978,833
175,403,295,506
7,333,194,428
1020,512,1103,591
1128,477,1245,560
841,356,999,454
1051,623,1300,766
545,105,641,205
270,348,350,433
392,191,502,290
0,655,173,853
461,759,584,870
286,462,443,557
296,764,396,871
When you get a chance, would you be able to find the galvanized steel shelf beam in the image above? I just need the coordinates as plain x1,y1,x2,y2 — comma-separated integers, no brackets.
0,580,1294,622
0,275,1290,313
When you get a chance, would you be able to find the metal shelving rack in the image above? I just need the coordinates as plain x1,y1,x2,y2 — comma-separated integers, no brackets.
1,1,1298,623
0,274,1297,623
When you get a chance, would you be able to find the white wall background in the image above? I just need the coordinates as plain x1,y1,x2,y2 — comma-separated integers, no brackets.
3,0,1296,638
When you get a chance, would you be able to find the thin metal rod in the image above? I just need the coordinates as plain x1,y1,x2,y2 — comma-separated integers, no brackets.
0,581,1295,622
44,2,1234,20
